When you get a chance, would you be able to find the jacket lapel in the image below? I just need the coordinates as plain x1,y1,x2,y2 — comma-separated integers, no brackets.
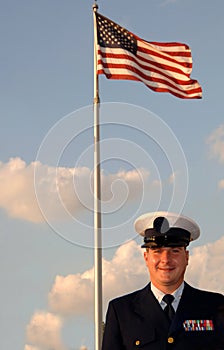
169,282,197,333
132,283,170,331
130,283,198,334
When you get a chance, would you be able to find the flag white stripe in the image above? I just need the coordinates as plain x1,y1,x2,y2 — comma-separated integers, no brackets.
97,65,200,98
97,62,198,90
142,41,192,54
96,12,202,99
139,41,193,72
97,47,195,82
98,45,192,78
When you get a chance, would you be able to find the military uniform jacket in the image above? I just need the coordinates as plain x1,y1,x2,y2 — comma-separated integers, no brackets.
101,282,224,350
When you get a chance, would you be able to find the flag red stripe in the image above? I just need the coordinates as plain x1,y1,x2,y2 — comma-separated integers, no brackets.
98,50,192,81
97,62,200,96
148,41,190,49
96,12,202,99
137,45,192,71
97,57,201,96
97,47,202,98
97,70,201,99
97,60,199,89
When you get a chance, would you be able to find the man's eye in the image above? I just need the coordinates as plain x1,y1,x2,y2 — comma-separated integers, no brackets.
153,249,161,253
172,249,180,253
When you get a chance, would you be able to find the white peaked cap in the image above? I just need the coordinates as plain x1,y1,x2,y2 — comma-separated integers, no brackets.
134,211,200,241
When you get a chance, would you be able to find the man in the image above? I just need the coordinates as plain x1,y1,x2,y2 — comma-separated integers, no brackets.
101,211,224,350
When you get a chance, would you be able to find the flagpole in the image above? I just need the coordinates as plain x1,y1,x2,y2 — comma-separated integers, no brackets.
93,3,103,350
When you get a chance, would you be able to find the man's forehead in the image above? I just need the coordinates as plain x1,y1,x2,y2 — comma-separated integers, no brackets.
146,246,186,252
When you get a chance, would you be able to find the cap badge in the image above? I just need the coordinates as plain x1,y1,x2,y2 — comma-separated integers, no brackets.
153,216,169,233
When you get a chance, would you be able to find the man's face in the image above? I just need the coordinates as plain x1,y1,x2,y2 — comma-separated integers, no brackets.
144,246,189,292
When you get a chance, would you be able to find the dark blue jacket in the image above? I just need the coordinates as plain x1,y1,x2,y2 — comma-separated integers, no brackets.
101,282,224,350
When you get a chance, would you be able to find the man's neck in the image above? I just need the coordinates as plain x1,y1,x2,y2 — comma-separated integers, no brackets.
151,280,184,295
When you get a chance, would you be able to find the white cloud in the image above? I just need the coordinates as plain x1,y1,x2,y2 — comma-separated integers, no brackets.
48,241,147,316
26,237,224,349
218,179,224,189
207,124,224,163
0,158,43,222
26,311,66,350
186,236,224,293
48,237,224,317
97,168,150,214
24,345,41,350
102,241,148,301
0,158,184,224
48,273,94,316
0,158,150,223
168,171,179,184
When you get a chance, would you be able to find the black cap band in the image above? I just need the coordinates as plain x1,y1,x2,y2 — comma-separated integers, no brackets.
141,227,191,248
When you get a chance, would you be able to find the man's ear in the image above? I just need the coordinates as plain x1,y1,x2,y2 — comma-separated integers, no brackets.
186,249,189,265
144,250,148,264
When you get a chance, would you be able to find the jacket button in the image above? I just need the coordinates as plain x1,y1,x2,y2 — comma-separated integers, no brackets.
135,340,140,346
167,337,174,343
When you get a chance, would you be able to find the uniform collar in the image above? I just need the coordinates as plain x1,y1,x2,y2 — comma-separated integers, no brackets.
151,281,184,310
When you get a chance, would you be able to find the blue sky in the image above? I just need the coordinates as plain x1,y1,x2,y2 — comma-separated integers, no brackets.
1,1,224,349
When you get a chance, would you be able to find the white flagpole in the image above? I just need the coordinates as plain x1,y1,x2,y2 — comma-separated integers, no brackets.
93,3,103,350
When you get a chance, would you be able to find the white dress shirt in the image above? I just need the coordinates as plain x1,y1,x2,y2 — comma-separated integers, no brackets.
151,281,184,312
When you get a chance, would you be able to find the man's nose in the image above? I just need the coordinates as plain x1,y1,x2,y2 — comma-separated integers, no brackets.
160,250,171,262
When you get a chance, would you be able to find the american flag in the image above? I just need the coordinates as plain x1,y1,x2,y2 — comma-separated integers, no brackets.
96,13,202,99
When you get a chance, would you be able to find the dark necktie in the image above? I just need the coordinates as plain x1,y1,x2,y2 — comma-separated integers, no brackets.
162,294,175,322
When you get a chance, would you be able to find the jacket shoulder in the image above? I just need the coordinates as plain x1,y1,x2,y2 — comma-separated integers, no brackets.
184,283,224,303
109,284,150,306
